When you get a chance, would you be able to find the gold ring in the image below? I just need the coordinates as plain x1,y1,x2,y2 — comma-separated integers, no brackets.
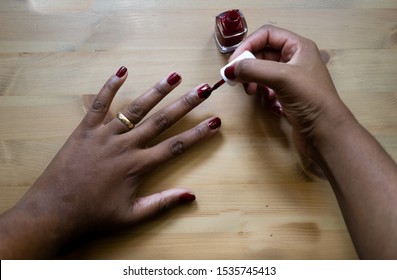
116,112,135,130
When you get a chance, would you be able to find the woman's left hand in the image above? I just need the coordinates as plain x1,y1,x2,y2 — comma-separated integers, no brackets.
0,66,221,259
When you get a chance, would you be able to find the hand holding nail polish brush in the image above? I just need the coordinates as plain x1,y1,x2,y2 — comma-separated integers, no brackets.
210,51,256,92
209,51,283,116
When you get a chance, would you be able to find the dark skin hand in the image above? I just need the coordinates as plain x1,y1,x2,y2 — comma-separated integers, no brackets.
229,25,397,259
2,25,397,260
0,68,221,259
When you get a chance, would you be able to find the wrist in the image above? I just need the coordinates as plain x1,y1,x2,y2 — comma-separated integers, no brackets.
305,101,359,164
0,191,74,258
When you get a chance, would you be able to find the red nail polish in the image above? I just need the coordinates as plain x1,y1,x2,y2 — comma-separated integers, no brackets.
224,65,236,80
197,84,212,98
179,193,196,204
271,106,283,117
167,72,181,86
220,51,255,86
215,9,248,53
116,66,127,78
211,79,225,92
243,83,249,92
208,117,221,129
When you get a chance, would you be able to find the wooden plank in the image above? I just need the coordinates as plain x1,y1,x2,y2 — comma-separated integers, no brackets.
0,49,396,96
0,8,396,51
2,0,397,259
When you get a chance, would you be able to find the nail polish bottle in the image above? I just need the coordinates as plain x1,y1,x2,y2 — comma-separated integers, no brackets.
214,9,248,53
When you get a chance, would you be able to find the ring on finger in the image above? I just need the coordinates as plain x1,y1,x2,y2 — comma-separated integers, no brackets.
116,112,135,130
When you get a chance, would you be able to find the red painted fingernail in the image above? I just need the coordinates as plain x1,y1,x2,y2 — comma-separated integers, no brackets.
271,106,283,117
224,65,236,80
167,72,181,86
116,66,127,78
243,83,249,92
178,193,196,204
197,84,212,98
208,117,221,129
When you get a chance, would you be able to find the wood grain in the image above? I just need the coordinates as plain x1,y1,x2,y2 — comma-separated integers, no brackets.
1,0,396,259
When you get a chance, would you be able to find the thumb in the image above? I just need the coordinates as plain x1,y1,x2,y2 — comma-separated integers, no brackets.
128,188,196,224
234,58,290,92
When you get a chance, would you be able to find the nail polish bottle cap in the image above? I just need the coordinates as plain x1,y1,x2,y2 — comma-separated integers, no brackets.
220,50,256,86
223,10,244,35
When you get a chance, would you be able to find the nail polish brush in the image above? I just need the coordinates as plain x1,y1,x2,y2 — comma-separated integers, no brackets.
210,50,256,92
211,79,225,91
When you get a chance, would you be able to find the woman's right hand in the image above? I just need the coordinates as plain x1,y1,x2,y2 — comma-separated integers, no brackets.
229,25,397,259
227,25,353,157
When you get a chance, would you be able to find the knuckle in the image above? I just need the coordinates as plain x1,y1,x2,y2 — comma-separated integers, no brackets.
113,142,129,156
158,195,172,213
90,98,108,113
153,112,170,130
104,80,118,92
193,124,206,138
169,139,185,157
259,24,276,36
152,83,168,97
127,103,146,120
260,24,273,30
181,95,195,110
303,38,319,51
238,59,255,78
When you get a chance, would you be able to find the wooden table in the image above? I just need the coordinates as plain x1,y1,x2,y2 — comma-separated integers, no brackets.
1,0,396,259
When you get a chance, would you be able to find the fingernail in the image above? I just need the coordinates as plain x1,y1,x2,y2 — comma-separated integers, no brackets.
271,106,283,117
224,65,236,80
243,83,249,92
178,193,196,204
197,84,212,99
263,86,270,96
208,117,221,129
116,66,127,78
167,72,181,86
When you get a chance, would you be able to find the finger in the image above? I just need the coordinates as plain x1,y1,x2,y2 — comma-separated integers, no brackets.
81,94,115,124
258,88,283,117
253,47,282,62
230,25,302,62
107,71,182,134
320,49,331,64
267,87,277,100
128,188,196,224
244,82,257,95
130,83,213,145
234,58,290,92
245,83,271,96
270,99,283,117
140,117,221,169
82,66,128,129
